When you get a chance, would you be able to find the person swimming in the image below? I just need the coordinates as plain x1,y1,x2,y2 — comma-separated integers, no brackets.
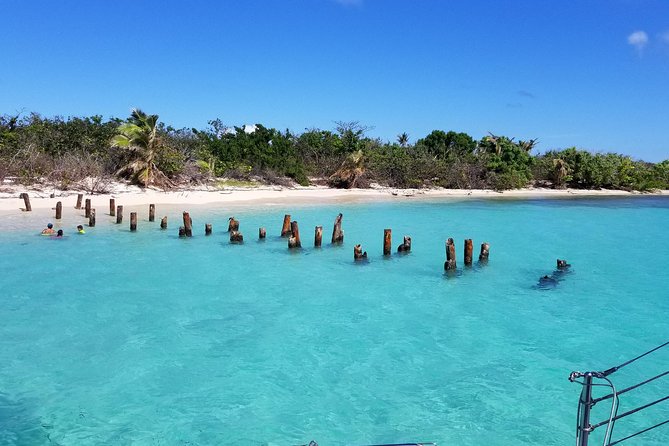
77,225,85,234
41,223,55,235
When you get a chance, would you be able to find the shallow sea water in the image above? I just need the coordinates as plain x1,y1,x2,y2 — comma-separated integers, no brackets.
1,196,668,445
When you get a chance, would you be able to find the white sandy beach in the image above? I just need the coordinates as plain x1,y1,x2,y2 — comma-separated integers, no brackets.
0,181,666,213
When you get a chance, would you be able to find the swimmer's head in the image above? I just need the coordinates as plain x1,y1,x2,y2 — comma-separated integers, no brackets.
47,223,53,229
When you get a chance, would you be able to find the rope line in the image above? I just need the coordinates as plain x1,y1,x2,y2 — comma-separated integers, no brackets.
608,418,669,446
591,395,669,430
594,370,669,404
602,341,669,377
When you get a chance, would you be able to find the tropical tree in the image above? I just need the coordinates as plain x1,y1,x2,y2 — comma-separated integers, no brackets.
111,108,172,187
397,132,409,147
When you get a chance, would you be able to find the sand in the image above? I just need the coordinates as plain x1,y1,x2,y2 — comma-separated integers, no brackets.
1,181,666,213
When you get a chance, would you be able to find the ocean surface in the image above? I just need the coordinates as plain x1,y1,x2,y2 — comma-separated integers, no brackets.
1,196,668,446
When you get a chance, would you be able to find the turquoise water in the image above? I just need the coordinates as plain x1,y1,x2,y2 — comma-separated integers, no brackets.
1,197,669,445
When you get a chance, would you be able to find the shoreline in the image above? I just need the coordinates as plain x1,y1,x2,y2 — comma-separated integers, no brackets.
1,183,667,213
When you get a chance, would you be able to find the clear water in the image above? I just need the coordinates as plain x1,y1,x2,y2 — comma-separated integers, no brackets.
1,197,668,446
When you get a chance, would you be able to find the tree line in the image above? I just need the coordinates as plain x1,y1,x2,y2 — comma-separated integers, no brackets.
1,110,667,192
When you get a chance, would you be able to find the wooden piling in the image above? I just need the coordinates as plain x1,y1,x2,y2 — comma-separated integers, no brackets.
20,193,32,212
230,231,244,243
331,213,344,244
228,217,239,232
259,227,266,239
149,204,155,222
479,242,490,262
85,198,91,218
183,212,192,237
398,236,412,253
444,238,456,271
55,201,62,220
464,239,473,266
557,259,569,269
160,216,167,230
288,221,301,249
89,209,96,227
178,226,186,238
315,226,323,247
354,244,368,261
75,193,83,209
205,223,212,235
383,229,392,256
109,198,115,216
130,212,137,231
281,214,292,237
116,205,123,224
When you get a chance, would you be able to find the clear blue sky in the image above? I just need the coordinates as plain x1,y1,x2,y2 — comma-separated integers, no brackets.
1,0,668,161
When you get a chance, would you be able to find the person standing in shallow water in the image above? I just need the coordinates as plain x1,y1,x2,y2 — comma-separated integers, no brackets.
77,225,85,234
41,223,55,235
55,229,64,238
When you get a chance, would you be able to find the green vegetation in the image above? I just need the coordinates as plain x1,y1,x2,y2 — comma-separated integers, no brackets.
0,110,667,191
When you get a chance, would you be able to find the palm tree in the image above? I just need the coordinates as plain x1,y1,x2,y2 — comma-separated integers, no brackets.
397,132,409,147
111,108,172,187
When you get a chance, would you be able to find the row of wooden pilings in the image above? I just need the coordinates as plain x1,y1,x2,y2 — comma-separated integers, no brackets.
23,192,491,268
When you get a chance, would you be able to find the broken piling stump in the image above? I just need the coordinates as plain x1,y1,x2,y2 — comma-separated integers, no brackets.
398,235,411,253
230,231,244,243
89,209,96,227
281,214,292,237
75,193,83,209
444,238,456,271
149,204,155,222
19,193,32,212
178,226,186,238
331,213,344,244
183,212,193,237
109,198,115,216
315,226,323,247
116,206,123,224
383,229,392,256
55,201,62,220
354,244,368,261
259,227,266,239
85,198,91,218
288,221,301,249
464,239,473,266
228,217,239,232
479,242,490,262
557,259,570,269
130,212,137,231
205,223,212,235
160,216,168,230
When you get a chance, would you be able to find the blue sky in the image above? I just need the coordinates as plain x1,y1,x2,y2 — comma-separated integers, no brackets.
1,0,668,161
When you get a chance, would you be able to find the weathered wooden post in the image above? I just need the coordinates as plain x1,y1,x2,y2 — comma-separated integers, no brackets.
479,242,490,262
557,259,570,269
398,236,412,253
383,229,392,256
259,227,266,239
109,198,115,216
116,205,123,224
89,209,96,227
75,193,83,209
444,238,456,271
315,226,323,247
464,239,473,266
130,212,137,231
288,221,301,249
178,226,186,238
331,213,344,244
281,214,292,237
354,244,368,261
149,204,155,222
183,212,192,237
230,231,244,243
160,216,168,230
228,217,239,232
55,201,62,220
205,223,212,235
20,193,32,212
85,198,91,218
